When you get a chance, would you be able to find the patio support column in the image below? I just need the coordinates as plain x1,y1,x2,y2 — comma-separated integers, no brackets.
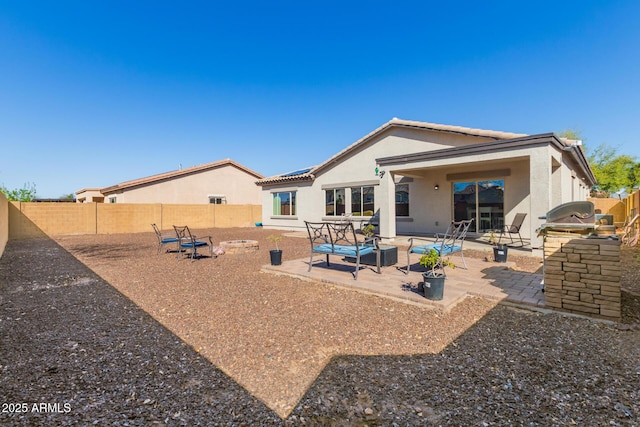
529,149,554,250
378,170,396,242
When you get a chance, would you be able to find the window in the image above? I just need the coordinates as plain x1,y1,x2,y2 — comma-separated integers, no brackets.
325,188,346,216
209,196,226,204
395,184,409,216
351,186,374,216
453,180,504,232
108,197,116,203
272,191,296,216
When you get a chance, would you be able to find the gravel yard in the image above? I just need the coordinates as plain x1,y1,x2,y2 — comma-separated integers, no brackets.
1,228,639,426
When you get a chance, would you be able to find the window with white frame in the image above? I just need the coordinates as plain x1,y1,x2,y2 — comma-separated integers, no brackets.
325,188,346,216
272,191,296,216
351,186,374,216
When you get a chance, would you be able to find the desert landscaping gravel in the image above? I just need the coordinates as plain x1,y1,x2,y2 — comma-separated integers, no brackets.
1,227,639,426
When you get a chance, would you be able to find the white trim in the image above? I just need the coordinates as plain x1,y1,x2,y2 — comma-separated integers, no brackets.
321,180,380,190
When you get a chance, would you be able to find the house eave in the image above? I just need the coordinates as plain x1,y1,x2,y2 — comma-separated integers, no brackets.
376,132,597,187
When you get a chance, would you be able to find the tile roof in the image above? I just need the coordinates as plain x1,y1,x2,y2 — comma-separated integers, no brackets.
255,166,317,185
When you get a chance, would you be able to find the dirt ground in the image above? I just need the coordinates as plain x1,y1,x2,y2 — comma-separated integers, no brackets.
1,228,638,426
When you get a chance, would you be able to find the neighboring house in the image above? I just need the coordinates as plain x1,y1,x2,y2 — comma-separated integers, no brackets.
75,188,104,203
256,118,596,249
76,159,263,205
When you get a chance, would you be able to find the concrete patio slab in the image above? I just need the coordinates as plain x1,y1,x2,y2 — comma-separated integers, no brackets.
262,252,545,312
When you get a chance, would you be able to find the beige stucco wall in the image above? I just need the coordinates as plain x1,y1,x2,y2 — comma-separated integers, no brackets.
261,127,592,248
105,165,261,204
76,188,104,203
262,128,520,235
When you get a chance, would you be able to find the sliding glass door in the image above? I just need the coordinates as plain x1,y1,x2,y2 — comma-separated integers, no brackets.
453,180,504,232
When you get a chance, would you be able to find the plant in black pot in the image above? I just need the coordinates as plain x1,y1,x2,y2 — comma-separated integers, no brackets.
267,234,283,265
418,249,455,300
489,231,508,263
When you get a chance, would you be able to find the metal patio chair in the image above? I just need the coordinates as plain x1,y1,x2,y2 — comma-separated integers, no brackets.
151,223,180,254
498,213,527,246
405,218,474,274
172,225,214,261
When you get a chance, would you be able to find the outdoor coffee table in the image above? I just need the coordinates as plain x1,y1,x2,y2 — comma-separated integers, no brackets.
345,245,398,267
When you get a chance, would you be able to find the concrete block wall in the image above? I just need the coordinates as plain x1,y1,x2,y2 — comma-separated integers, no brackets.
97,204,161,234
161,204,214,230
0,193,8,258
8,202,262,239
19,202,97,236
544,235,621,321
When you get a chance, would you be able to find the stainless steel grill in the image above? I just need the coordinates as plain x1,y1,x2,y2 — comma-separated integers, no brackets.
538,201,596,235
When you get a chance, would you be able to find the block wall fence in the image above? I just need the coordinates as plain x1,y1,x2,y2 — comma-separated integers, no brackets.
0,193,8,257
587,197,625,225
6,202,262,240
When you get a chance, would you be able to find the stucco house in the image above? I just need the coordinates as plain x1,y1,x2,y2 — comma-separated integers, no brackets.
75,188,104,203
256,118,596,249
77,159,264,205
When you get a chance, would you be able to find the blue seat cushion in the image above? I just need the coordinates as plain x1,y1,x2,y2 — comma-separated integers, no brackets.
312,244,375,257
411,243,461,255
162,237,179,243
180,241,208,248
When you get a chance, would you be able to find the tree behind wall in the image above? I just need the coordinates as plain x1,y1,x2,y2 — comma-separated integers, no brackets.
587,144,639,195
557,130,639,196
0,182,37,202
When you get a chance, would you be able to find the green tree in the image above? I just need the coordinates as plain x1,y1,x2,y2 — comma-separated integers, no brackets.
557,129,639,195
0,182,37,201
557,129,583,141
587,144,638,194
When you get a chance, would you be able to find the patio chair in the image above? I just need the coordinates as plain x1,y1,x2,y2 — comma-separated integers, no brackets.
405,218,474,274
498,213,527,246
305,220,380,280
151,223,180,254
172,225,214,261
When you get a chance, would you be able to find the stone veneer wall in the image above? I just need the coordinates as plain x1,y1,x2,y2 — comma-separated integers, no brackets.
543,235,621,321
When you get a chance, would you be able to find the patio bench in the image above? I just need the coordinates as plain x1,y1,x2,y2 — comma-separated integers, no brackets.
305,220,380,280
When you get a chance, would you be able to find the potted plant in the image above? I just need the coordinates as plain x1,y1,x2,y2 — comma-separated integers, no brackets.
360,224,377,252
361,224,376,239
418,249,455,300
489,231,508,262
267,234,283,265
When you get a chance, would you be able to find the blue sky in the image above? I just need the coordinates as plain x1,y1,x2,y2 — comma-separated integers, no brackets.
1,1,639,198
